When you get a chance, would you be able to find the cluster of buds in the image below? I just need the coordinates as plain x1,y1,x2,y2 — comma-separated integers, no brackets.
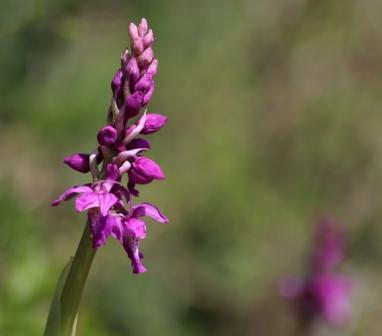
52,18,168,274
279,218,352,327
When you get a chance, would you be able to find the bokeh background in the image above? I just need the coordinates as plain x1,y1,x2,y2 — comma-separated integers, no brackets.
1,0,382,335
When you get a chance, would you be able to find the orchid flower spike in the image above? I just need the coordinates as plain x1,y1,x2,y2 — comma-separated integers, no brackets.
52,18,168,274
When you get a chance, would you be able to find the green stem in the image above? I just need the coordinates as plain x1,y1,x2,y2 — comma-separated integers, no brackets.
44,222,96,336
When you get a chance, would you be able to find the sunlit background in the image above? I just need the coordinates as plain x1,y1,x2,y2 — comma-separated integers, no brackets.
1,0,382,335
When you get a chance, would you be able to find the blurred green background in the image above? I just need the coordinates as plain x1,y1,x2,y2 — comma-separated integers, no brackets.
1,0,382,335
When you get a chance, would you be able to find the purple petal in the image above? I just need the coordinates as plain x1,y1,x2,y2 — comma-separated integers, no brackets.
110,216,123,242
63,153,90,173
123,217,146,239
132,157,164,180
141,113,168,135
98,192,119,216
105,163,120,181
122,236,147,274
125,138,151,150
52,184,92,206
89,212,120,248
133,202,169,223
75,192,99,212
309,274,352,326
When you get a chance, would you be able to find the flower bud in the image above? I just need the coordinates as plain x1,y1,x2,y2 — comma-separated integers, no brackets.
128,23,139,41
132,38,144,56
111,69,123,96
138,18,149,37
97,125,118,146
128,168,153,184
137,48,154,67
141,114,168,134
134,73,153,94
125,91,143,119
126,57,139,84
146,59,158,77
142,84,155,106
63,153,90,173
132,157,164,180
143,29,154,48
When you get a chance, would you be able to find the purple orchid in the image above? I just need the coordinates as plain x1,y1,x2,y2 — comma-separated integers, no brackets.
279,218,352,328
52,18,168,274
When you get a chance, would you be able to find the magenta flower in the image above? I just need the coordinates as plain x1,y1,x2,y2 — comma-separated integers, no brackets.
279,217,352,328
52,18,168,274
308,274,352,326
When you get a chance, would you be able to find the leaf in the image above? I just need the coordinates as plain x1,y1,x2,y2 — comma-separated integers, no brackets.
44,258,73,336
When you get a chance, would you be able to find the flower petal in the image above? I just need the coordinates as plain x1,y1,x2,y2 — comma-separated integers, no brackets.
75,192,99,212
98,192,119,216
133,202,169,223
89,212,109,248
105,163,120,181
122,236,147,274
51,184,92,206
125,138,151,150
310,274,352,326
123,217,146,239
